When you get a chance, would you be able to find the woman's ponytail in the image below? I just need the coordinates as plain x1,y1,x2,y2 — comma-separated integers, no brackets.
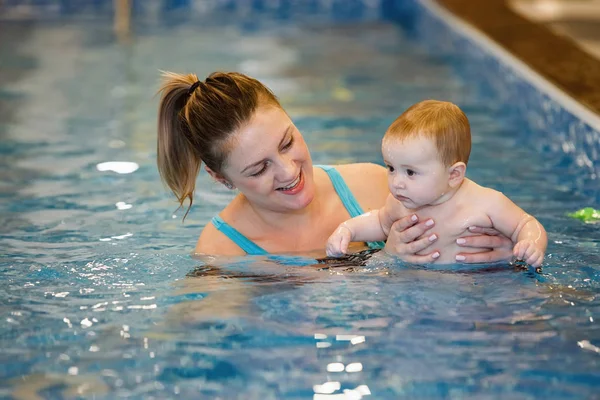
156,70,282,219
156,71,201,217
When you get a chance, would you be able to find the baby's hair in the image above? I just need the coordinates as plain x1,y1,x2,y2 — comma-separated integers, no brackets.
156,71,281,218
385,100,471,166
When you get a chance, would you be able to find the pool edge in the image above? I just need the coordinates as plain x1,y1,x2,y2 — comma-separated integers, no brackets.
421,0,600,133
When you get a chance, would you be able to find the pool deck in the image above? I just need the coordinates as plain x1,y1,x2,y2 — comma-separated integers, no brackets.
435,0,600,118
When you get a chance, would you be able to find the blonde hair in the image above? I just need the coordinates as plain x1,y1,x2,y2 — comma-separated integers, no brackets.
385,100,471,166
156,71,281,218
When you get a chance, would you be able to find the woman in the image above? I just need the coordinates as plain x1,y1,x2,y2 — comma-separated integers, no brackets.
157,71,512,263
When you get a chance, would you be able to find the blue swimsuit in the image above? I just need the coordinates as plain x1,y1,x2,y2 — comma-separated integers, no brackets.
211,165,385,255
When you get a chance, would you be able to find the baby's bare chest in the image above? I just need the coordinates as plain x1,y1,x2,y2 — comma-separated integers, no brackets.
417,203,492,237
410,202,493,262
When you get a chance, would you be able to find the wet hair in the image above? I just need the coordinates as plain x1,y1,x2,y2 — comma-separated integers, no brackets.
156,71,281,217
384,100,471,166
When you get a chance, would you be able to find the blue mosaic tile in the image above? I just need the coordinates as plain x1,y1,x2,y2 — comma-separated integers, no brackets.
383,0,600,188
1,0,598,195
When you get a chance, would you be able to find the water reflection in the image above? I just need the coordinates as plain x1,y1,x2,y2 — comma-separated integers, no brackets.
96,161,139,174
160,255,568,398
2,250,598,398
1,3,599,397
10,372,110,400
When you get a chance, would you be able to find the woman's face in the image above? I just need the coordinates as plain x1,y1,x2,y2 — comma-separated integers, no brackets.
221,104,315,213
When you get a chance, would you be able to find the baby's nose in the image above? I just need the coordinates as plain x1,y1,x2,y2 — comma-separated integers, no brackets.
393,177,405,189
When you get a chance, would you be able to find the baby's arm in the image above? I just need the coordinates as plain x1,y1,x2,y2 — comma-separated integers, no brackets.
326,194,401,256
485,190,547,267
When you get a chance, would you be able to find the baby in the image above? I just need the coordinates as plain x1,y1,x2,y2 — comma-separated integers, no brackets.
327,100,547,266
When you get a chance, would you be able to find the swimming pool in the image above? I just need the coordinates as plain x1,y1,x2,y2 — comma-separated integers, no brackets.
1,0,599,398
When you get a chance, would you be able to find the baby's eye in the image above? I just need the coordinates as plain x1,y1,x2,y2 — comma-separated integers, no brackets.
386,165,395,173
406,169,416,177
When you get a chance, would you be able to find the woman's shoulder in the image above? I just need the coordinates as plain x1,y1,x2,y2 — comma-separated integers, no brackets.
332,163,389,212
333,162,386,177
195,216,247,256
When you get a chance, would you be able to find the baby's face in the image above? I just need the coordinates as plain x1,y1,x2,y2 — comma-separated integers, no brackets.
382,135,451,210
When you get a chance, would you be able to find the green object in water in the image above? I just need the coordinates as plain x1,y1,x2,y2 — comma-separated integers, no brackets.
567,207,600,223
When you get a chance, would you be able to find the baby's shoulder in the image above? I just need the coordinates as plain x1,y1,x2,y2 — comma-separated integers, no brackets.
460,180,515,217
463,179,505,201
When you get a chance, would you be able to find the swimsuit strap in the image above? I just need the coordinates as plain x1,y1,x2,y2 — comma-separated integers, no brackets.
315,165,364,218
210,216,268,255
316,165,385,250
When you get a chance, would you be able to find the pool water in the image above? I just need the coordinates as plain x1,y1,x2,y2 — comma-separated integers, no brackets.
1,4,599,399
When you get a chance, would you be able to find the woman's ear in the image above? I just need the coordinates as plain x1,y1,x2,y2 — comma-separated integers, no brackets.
204,165,220,180
448,162,466,188
204,166,235,189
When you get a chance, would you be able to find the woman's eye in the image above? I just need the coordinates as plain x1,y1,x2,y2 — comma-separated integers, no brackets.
251,164,268,177
406,169,416,177
282,137,294,150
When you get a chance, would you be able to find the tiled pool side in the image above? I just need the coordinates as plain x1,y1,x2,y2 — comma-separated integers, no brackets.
2,0,598,200
384,0,600,202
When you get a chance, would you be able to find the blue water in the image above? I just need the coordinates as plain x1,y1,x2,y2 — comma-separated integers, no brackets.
1,3,600,399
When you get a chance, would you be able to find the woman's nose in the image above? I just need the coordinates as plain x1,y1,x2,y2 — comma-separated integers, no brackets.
276,154,297,181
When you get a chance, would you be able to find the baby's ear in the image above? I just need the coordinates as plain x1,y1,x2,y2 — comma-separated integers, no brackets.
448,162,466,188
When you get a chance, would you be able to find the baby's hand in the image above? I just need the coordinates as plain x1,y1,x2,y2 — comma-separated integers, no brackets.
326,225,353,257
513,240,544,267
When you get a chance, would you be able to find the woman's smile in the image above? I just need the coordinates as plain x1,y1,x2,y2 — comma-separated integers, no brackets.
276,170,304,194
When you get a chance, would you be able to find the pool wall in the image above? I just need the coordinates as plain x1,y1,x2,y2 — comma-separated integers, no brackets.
2,0,598,200
384,0,600,203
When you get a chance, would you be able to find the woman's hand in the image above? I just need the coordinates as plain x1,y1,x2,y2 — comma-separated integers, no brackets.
455,226,513,263
384,214,440,263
